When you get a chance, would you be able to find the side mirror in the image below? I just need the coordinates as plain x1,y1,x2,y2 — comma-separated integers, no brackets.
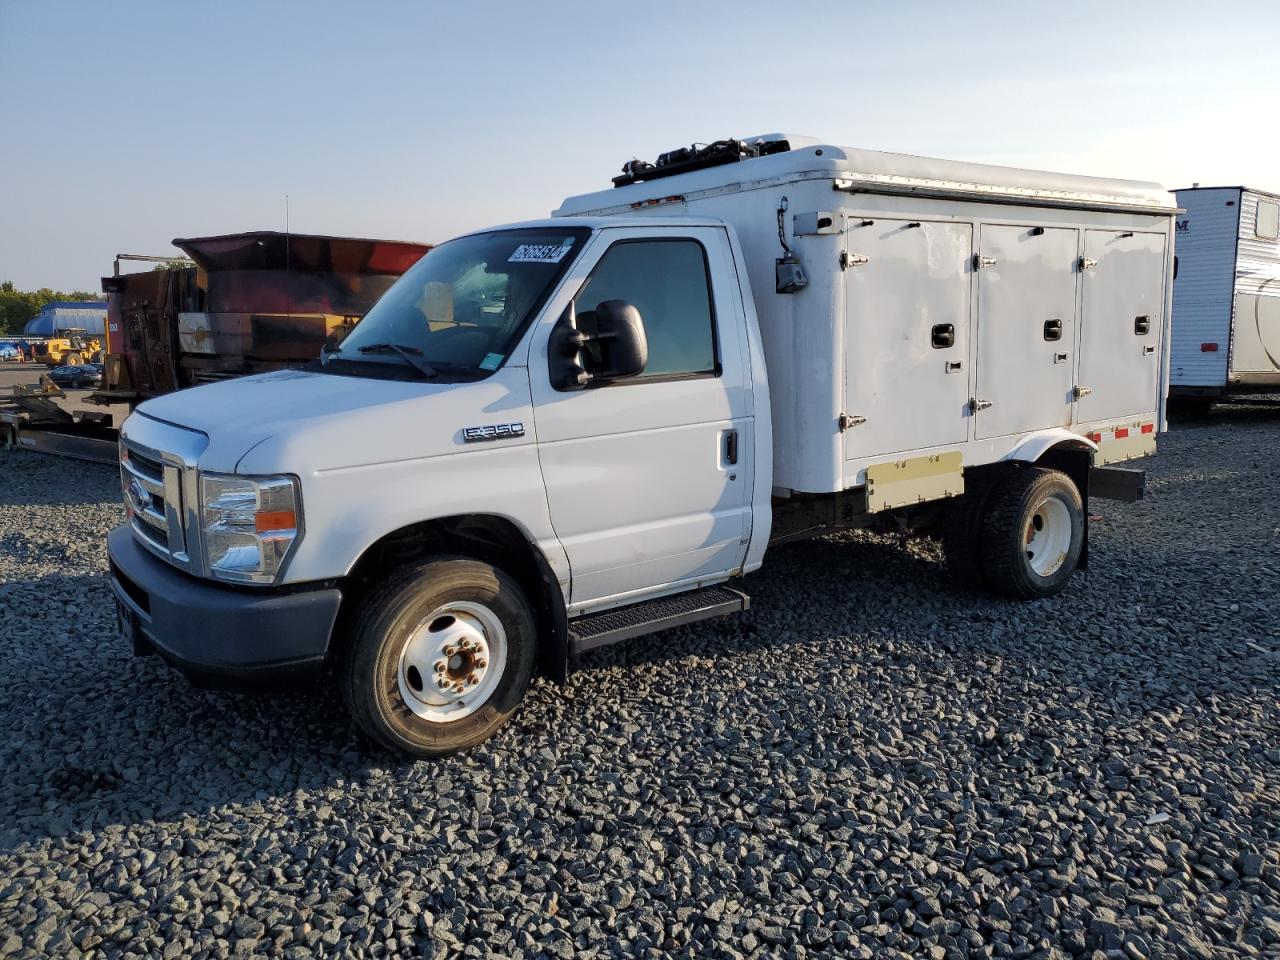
549,299,648,390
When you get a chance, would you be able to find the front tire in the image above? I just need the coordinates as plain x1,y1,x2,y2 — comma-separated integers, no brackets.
980,467,1084,599
341,558,536,757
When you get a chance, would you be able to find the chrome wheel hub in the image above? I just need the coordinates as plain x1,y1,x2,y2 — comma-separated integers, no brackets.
397,601,506,722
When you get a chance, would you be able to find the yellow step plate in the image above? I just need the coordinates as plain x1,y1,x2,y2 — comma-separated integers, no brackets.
865,451,964,513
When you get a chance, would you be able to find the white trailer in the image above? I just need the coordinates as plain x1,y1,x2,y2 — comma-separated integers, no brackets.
1170,186,1280,408
107,136,1176,755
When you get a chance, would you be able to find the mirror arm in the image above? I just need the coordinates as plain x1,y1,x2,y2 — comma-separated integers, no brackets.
549,302,593,390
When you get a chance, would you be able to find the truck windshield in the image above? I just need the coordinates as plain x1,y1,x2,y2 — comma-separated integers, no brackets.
323,227,590,379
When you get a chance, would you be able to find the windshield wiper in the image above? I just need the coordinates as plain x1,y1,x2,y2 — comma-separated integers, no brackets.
355,342,438,379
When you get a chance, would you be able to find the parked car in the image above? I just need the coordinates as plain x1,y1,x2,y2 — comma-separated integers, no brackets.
47,363,103,389
108,135,1176,757
0,341,21,361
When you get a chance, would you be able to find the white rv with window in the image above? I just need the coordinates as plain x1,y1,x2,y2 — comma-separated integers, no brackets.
1170,186,1280,408
108,136,1176,756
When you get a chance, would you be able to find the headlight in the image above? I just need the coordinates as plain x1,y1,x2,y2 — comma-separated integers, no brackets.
199,473,301,584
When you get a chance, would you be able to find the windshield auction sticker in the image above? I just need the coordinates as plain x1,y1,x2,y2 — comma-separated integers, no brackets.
508,237,575,264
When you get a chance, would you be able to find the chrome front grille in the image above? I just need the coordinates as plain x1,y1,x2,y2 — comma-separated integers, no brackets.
118,417,209,576
121,438,190,567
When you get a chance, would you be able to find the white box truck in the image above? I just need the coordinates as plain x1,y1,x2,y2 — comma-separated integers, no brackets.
108,136,1176,756
1169,185,1280,411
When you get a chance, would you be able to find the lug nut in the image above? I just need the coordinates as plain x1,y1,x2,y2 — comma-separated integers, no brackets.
475,659,487,669
434,661,446,672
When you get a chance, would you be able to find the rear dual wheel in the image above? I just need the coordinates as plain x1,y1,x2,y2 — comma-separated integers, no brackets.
341,558,536,757
944,467,1084,599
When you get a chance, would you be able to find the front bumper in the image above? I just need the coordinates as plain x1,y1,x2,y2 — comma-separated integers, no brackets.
107,524,342,689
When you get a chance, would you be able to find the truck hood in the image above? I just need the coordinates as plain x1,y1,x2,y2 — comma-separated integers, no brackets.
133,367,534,474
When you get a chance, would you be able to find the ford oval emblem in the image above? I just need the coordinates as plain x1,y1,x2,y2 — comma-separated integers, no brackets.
127,477,151,514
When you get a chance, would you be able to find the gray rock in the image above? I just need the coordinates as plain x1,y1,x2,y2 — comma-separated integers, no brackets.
2,415,1278,959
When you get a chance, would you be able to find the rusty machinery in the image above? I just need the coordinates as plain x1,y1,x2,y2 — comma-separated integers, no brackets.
3,232,432,462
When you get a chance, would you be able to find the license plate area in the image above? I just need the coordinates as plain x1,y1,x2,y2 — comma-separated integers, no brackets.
115,597,150,656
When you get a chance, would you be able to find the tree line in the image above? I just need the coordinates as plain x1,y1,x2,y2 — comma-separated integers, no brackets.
0,281,101,335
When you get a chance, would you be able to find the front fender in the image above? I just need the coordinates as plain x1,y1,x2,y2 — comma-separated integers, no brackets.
278,444,569,590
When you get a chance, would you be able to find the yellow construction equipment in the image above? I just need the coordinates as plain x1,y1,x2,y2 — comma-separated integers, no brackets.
34,329,102,367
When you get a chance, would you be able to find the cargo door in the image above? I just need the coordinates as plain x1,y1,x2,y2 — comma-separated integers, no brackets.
843,218,973,458
1077,230,1166,422
974,225,1078,439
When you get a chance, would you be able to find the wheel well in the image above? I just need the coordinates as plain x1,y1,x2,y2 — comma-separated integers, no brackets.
1019,441,1092,571
338,515,569,683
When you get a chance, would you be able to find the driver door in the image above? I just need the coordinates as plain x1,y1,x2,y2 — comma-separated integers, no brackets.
529,226,754,610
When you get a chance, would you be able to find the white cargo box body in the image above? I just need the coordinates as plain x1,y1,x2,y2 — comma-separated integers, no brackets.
558,139,1176,496
1171,186,1280,391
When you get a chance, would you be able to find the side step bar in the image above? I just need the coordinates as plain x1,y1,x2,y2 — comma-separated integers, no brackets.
569,585,749,655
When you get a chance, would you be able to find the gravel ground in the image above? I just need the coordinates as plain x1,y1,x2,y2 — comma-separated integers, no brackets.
1,408,1278,960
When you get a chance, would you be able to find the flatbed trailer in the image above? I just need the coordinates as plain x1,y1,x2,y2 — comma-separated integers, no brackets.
0,380,119,464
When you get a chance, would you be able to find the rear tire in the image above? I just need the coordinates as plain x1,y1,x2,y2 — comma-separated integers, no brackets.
980,467,1084,599
341,558,536,757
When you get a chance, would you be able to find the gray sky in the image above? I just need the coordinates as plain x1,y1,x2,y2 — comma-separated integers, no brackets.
2,0,1277,291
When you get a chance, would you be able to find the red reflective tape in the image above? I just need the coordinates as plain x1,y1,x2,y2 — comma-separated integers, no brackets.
1114,427,1129,439
1201,342,1219,352
1140,423,1154,434
1087,432,1102,442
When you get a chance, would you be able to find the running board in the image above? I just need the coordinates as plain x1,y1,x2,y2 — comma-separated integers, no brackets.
569,585,749,655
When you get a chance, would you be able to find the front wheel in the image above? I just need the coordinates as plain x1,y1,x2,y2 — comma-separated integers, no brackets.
341,558,536,757
980,467,1084,599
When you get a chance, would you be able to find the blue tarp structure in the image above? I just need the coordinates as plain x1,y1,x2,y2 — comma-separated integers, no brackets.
23,301,108,337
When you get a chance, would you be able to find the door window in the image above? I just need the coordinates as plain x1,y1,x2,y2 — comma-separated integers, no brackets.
576,239,718,379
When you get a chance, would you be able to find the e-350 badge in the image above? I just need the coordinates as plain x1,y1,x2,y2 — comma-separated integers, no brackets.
463,422,525,443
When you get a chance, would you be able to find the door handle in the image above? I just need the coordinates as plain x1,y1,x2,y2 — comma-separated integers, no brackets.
931,323,955,349
723,429,738,466
1134,315,1151,335
1044,319,1063,342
